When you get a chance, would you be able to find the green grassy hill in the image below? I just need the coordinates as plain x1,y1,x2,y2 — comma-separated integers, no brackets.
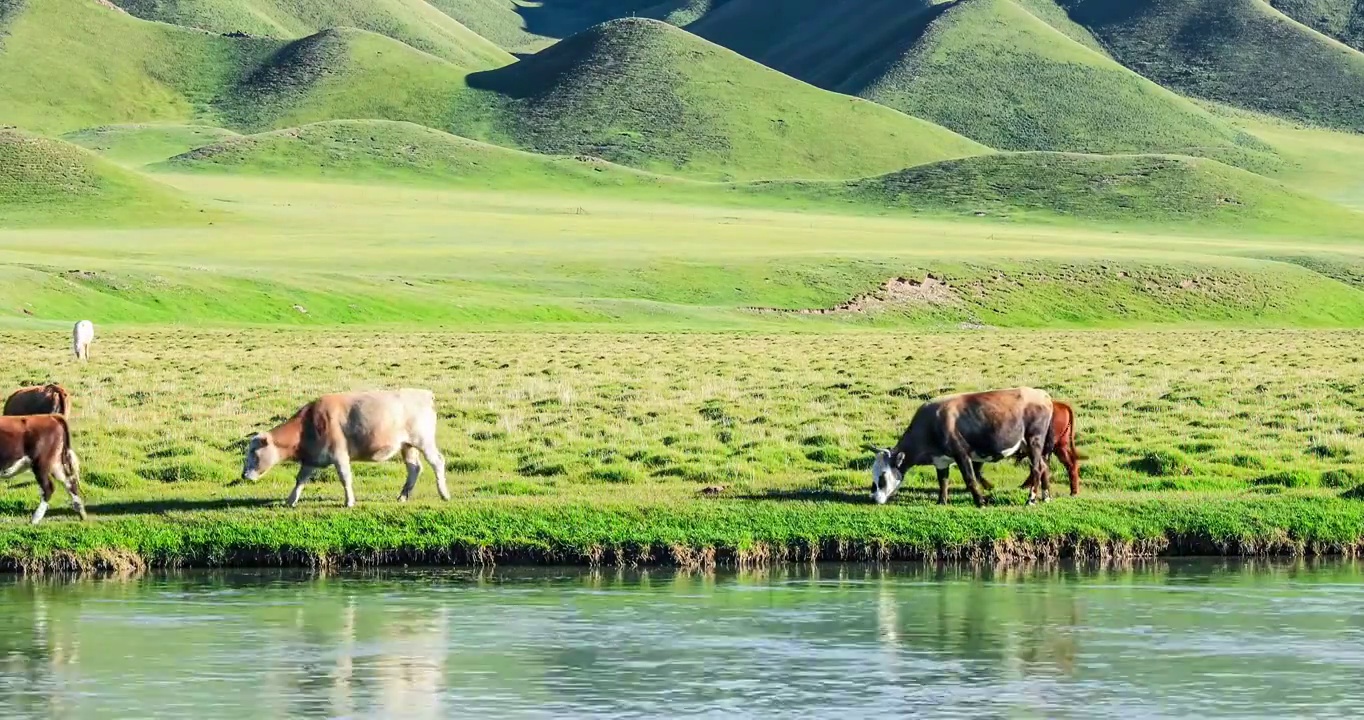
423,0,711,53
0,129,203,226
62,124,241,166
839,0,1276,168
1059,0,1364,131
0,0,281,134
107,0,513,68
1269,0,1364,50
757,152,1364,233
464,18,989,180
152,119,682,191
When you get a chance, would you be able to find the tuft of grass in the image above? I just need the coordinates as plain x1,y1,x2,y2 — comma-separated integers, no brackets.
1127,451,1196,477
1253,470,1318,488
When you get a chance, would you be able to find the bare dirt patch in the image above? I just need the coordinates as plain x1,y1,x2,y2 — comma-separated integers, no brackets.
747,275,962,315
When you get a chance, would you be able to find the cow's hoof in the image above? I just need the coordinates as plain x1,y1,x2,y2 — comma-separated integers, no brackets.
397,495,409,503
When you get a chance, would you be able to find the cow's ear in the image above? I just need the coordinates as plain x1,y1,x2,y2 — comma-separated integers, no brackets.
893,451,906,468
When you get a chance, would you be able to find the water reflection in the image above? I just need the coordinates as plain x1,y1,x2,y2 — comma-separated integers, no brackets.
0,560,1360,719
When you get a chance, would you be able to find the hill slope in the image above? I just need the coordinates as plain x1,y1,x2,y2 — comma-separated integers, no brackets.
764,152,1364,232
0,0,282,134
1268,0,1364,50
152,119,681,191
839,0,1275,167
0,129,202,225
108,0,513,69
1059,0,1364,131
465,18,988,180
62,124,241,165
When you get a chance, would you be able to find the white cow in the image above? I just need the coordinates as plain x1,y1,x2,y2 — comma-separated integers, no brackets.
72,320,94,361
241,389,449,508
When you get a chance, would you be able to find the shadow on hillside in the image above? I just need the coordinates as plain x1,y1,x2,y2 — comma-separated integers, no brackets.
512,0,655,43
830,0,956,95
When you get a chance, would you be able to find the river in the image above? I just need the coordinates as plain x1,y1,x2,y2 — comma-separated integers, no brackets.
1,560,1361,719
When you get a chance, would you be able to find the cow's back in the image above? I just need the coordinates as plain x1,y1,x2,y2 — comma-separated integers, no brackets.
314,390,436,456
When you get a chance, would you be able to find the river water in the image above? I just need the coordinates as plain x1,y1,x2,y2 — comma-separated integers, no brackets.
1,560,1361,719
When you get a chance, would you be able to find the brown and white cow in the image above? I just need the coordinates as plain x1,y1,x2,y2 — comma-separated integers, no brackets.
3,383,70,417
1013,400,1081,496
241,389,449,508
870,387,1054,507
0,414,85,524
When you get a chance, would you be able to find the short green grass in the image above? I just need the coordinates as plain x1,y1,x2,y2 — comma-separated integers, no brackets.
1060,0,1364,132
845,0,1279,171
3,328,1364,568
4,172,1364,327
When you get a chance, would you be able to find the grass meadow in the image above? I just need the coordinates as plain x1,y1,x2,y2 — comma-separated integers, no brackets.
3,326,1364,569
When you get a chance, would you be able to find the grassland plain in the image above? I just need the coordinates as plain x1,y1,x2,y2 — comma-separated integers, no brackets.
4,174,1364,328
2,329,1364,570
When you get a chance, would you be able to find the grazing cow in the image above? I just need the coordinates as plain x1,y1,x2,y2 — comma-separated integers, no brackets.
870,387,1054,507
241,389,449,508
3,383,70,417
72,320,94,361
0,414,85,524
1014,400,1081,496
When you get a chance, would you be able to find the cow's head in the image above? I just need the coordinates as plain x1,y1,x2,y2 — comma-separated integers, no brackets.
241,433,279,481
870,448,905,505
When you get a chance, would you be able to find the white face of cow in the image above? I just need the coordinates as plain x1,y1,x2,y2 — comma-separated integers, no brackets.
241,434,279,481
871,449,904,505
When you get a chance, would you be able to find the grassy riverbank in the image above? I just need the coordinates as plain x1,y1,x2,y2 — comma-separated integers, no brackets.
2,329,1363,570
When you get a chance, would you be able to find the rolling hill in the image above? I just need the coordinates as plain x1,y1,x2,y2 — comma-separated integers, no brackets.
152,119,682,191
1058,0,1364,131
838,0,1277,168
1269,0,1364,50
107,0,513,69
464,18,989,180
0,129,203,225
759,152,1364,233
62,124,241,166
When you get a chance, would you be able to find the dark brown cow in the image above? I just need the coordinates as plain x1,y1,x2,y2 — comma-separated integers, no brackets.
870,387,1054,507
1013,400,1081,496
3,384,70,417
0,414,85,524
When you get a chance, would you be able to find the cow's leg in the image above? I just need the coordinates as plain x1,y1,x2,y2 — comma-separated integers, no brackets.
53,464,85,521
972,461,994,491
334,454,356,508
286,465,319,507
398,446,422,502
31,465,54,525
1059,444,1080,496
953,454,987,507
419,443,450,501
936,466,950,505
1025,434,1050,505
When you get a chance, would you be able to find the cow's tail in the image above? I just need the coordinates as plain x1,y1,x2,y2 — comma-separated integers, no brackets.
56,415,80,484
50,384,69,417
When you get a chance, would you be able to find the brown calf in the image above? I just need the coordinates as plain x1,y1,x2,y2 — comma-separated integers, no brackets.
3,384,70,417
0,414,85,524
1015,400,1081,496
871,387,1055,507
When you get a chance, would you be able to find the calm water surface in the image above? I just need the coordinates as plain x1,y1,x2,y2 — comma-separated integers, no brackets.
1,560,1362,719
